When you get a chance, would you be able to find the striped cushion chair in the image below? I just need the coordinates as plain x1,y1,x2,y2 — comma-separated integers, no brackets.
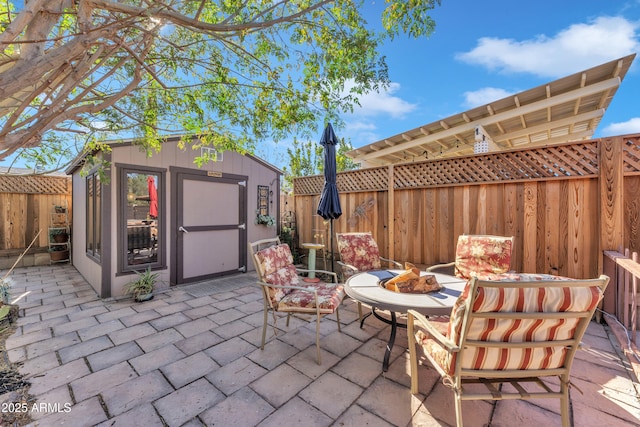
249,237,345,365
408,273,609,427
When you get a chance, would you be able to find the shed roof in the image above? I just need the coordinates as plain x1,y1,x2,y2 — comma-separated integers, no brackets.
347,54,636,167
66,134,283,175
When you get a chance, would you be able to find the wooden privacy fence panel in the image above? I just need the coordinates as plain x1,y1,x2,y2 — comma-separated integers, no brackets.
603,249,640,334
0,175,72,252
293,136,640,283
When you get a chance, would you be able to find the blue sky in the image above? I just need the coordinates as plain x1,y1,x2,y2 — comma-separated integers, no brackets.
3,1,639,171
257,0,640,167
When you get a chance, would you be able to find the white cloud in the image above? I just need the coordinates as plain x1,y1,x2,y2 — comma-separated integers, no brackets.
456,16,640,77
344,120,376,132
463,87,515,108
602,117,640,135
345,80,418,118
339,80,418,148
344,120,381,147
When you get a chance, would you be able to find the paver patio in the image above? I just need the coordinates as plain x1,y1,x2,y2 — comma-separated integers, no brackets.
1,264,639,426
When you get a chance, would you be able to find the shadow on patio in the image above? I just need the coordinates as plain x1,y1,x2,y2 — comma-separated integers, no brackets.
1,264,639,426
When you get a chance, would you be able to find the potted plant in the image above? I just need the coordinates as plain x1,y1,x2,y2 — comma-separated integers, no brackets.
0,277,18,324
125,267,158,302
54,205,66,213
49,245,70,261
49,228,68,243
255,210,276,227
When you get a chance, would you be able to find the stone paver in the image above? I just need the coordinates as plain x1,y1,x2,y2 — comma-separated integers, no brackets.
129,344,186,375
26,333,82,361
58,334,113,364
94,403,165,427
87,341,144,372
1,264,638,427
28,358,91,396
153,378,225,427
161,352,218,388
206,356,268,395
174,330,223,355
101,371,174,417
199,386,273,426
251,364,312,407
70,361,138,402
36,396,108,426
108,322,156,345
135,327,184,352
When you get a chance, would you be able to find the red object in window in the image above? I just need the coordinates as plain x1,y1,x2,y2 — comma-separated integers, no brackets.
148,176,158,219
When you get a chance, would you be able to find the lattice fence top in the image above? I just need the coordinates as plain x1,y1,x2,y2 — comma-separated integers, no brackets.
0,175,71,194
396,141,600,188
294,140,609,195
294,167,388,195
624,136,640,174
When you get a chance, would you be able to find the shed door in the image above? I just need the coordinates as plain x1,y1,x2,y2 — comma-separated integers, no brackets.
172,171,247,285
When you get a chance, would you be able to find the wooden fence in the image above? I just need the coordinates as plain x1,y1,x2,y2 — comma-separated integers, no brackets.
0,174,72,267
293,135,640,288
603,249,640,334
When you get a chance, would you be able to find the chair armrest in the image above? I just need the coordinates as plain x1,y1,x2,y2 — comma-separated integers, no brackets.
255,280,321,295
296,268,339,283
426,261,455,272
336,260,358,273
380,257,403,268
407,309,460,352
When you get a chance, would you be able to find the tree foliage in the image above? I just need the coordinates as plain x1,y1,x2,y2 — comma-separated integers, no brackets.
282,133,357,189
0,0,441,171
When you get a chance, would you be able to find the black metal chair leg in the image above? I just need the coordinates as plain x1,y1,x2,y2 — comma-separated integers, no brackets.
382,312,397,372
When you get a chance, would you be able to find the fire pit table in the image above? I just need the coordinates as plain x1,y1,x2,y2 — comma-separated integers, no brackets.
344,270,467,371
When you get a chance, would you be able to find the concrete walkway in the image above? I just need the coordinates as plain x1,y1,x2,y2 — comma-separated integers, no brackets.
2,264,639,426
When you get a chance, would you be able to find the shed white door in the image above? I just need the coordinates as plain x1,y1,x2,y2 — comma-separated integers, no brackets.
172,170,247,285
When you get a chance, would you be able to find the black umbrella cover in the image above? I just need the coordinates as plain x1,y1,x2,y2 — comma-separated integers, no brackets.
317,123,342,220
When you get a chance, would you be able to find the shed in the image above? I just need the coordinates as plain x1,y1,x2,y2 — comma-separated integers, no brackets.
67,135,282,298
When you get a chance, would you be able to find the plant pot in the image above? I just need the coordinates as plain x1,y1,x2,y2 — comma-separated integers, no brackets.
0,303,19,324
50,249,69,261
135,293,154,302
52,233,68,243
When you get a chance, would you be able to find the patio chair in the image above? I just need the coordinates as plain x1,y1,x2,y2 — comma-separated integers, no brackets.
335,231,402,320
407,273,610,427
426,234,514,279
249,237,345,364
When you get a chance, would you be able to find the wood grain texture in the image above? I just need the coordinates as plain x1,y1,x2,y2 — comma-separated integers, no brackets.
291,136,638,280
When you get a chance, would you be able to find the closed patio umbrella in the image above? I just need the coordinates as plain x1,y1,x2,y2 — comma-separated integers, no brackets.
317,123,342,273
147,175,158,219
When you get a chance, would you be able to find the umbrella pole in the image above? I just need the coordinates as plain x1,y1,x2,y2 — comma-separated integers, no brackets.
330,219,335,274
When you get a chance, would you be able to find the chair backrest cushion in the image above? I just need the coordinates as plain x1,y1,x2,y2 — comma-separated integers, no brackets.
254,244,300,305
419,273,604,376
336,232,382,272
454,235,513,279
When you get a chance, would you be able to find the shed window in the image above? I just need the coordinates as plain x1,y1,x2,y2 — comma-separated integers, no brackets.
86,172,101,259
119,166,164,272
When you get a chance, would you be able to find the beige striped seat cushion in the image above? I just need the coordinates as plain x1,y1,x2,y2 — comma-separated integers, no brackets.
416,273,603,376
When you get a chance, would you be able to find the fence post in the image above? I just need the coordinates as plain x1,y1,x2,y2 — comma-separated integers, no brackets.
388,164,394,262
633,251,638,343
598,136,624,274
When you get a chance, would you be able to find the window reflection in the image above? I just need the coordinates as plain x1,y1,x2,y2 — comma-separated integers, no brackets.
125,172,159,266
86,173,101,258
